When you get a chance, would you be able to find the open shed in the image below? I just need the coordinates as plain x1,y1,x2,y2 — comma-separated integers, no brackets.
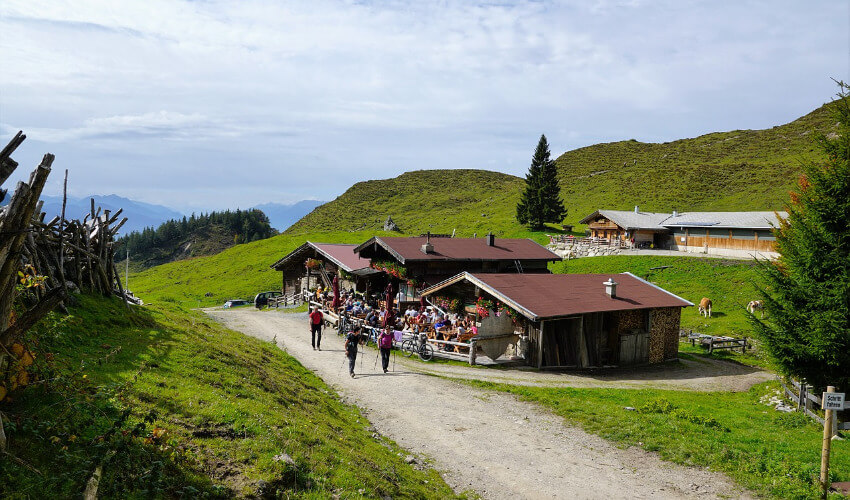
421,272,692,368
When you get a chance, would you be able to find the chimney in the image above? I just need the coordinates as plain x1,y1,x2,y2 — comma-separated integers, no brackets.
672,210,678,217
485,231,495,246
421,231,434,254
603,277,618,298
634,205,639,214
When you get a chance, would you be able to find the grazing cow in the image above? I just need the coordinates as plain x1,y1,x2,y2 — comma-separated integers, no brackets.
698,297,712,318
747,300,764,318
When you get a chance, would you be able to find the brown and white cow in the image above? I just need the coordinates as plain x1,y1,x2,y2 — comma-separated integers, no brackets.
747,300,764,318
698,297,712,318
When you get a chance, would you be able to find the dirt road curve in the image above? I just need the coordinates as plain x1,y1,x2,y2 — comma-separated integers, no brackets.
206,308,756,500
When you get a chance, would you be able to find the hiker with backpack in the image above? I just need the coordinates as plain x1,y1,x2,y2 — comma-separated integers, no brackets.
378,326,394,373
344,325,364,378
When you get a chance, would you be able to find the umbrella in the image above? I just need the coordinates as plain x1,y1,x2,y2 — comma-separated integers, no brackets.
331,275,340,310
382,282,395,328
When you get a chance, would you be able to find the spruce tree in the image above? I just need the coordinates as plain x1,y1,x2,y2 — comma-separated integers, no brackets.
751,83,850,392
517,134,566,230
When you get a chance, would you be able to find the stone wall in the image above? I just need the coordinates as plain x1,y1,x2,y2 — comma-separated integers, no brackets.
547,241,621,259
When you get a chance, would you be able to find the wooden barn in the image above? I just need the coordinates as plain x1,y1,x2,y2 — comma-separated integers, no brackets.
353,234,561,302
269,242,378,296
578,208,786,258
664,211,786,259
579,208,671,247
421,272,692,368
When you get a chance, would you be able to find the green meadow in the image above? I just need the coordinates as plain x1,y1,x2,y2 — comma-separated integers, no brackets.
464,380,849,500
2,295,461,498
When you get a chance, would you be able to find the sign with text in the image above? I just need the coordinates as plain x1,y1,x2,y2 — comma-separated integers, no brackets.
822,392,845,410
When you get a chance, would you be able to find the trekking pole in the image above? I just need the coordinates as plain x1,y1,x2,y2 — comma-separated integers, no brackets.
373,348,380,370
392,345,396,372
338,354,347,377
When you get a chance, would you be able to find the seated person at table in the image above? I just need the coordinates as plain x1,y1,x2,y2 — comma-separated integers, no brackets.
434,319,450,347
365,310,378,327
351,301,363,315
455,323,466,339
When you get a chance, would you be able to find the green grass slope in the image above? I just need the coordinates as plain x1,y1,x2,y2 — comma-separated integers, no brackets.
287,169,530,238
3,295,459,498
129,231,398,307
555,102,836,224
467,380,848,499
288,102,836,236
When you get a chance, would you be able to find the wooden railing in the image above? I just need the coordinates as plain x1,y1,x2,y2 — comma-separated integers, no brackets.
548,235,627,247
781,378,849,432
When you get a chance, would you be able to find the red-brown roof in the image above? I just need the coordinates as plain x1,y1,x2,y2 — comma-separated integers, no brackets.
354,236,560,263
270,242,371,272
422,272,692,321
311,243,371,272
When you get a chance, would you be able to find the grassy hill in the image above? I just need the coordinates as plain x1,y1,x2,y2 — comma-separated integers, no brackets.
288,102,837,236
3,295,459,498
554,102,836,224
129,231,398,307
287,169,531,238
118,209,277,271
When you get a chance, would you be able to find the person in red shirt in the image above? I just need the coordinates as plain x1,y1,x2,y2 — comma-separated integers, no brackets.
309,306,324,350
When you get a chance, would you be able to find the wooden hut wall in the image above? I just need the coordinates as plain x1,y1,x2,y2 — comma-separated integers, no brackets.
673,228,777,253
538,313,608,368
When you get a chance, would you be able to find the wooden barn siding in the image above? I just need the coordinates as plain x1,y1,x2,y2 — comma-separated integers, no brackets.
683,229,776,252
649,307,680,362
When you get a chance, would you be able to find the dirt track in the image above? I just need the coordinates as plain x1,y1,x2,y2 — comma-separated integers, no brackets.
206,308,759,499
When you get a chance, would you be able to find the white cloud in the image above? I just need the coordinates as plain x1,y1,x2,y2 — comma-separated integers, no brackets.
0,0,846,210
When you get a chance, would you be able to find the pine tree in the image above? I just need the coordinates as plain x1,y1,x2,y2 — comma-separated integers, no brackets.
751,83,850,392
517,134,566,230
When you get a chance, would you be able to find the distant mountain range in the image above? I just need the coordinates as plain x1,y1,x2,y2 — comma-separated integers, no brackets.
37,194,184,235
17,195,325,235
253,200,325,231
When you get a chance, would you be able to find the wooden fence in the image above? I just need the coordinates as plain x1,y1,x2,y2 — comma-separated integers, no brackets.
782,378,849,432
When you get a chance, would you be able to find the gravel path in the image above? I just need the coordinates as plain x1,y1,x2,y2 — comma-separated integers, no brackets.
206,308,756,499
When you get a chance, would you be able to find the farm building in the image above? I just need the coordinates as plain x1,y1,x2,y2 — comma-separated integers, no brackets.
421,272,692,368
353,234,561,302
664,211,785,258
269,242,378,296
579,208,671,247
578,208,786,258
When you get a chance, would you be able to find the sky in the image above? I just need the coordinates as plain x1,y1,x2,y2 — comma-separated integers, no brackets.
1,1,848,213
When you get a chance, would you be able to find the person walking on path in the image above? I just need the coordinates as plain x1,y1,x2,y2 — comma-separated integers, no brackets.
309,306,324,350
378,326,394,373
345,326,364,378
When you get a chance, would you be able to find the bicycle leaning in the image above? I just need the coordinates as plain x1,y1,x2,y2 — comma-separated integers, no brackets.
400,331,434,362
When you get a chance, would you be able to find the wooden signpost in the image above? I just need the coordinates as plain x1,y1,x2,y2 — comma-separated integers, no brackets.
820,386,844,499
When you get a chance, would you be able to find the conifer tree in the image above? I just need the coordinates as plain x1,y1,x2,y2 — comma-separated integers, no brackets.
751,82,850,391
516,134,566,230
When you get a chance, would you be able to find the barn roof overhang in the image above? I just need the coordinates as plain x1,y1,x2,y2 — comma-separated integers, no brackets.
270,241,371,273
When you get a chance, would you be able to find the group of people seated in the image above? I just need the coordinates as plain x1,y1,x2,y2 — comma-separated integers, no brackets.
319,289,480,352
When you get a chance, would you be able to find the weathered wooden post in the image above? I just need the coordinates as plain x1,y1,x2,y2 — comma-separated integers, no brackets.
820,386,842,499
468,339,477,366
